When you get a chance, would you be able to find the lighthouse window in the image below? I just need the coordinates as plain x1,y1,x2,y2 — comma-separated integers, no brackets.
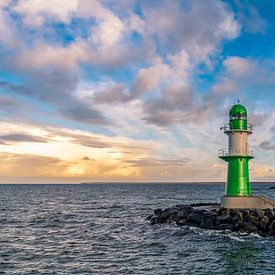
230,114,247,120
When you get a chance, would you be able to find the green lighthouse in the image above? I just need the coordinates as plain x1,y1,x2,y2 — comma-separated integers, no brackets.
219,102,275,209
219,103,253,197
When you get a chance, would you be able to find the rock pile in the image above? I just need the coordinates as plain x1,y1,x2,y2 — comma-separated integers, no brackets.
147,204,275,237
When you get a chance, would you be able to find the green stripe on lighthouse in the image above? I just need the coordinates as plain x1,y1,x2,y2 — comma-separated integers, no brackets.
229,104,248,131
219,103,253,197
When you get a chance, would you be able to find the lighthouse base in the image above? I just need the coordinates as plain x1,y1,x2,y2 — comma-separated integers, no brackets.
220,195,275,209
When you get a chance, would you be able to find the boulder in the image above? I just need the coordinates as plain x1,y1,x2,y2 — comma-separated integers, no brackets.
167,213,178,223
245,214,258,223
231,212,243,225
268,220,275,236
264,209,274,220
186,221,198,227
251,209,264,219
218,223,233,230
218,207,227,216
187,212,203,225
154,208,162,215
242,210,251,219
237,222,258,233
150,216,164,225
176,218,187,226
159,208,176,220
259,216,270,230
149,203,275,237
199,214,216,229
176,209,190,219
217,214,232,224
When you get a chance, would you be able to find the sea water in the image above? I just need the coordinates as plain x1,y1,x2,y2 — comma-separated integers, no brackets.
0,183,274,274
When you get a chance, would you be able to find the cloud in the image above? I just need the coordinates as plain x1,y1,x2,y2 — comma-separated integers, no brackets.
0,0,274,183
0,133,48,144
259,141,275,151
234,0,267,34
1,71,109,126
78,0,125,46
82,156,93,161
94,50,191,104
0,3,15,47
15,42,88,71
142,85,197,126
13,0,78,27
59,102,109,125
0,152,71,178
142,0,240,61
224,56,253,76
124,157,191,167
0,94,21,108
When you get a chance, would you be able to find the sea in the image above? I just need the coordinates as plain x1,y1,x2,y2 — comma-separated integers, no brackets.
0,183,274,275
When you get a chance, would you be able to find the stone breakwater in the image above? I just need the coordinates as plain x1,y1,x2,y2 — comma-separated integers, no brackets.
147,203,275,237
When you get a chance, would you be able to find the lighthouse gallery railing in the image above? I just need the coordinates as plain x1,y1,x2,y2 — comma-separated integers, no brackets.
218,149,254,157
222,123,253,131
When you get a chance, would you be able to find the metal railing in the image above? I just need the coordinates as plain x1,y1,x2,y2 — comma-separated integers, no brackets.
218,149,254,157
257,195,275,207
221,123,253,131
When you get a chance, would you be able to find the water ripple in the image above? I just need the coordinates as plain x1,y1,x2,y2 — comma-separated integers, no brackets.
0,183,274,274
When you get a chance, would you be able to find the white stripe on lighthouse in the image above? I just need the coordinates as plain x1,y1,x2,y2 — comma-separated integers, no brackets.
228,132,249,155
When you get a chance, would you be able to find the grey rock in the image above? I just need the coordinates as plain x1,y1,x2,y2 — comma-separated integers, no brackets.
245,215,258,223
154,208,162,215
218,223,233,230
200,214,216,229
187,212,203,225
268,220,275,236
167,213,178,223
186,221,198,227
150,216,164,225
264,209,274,220
218,207,227,215
259,216,270,230
242,210,251,218
251,209,264,219
176,218,187,226
176,209,189,219
149,204,275,237
159,209,176,220
217,214,232,224
238,222,258,233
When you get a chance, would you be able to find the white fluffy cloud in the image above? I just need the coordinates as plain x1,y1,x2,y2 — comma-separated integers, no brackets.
224,56,253,76
142,0,240,62
13,0,78,27
16,41,88,71
78,0,125,46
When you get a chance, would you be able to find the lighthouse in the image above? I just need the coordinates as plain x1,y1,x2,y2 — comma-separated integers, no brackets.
219,102,275,209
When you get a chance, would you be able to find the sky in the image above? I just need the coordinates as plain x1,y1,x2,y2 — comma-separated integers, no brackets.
0,0,275,183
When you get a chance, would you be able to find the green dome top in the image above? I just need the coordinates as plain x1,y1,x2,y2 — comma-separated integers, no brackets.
229,104,247,117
